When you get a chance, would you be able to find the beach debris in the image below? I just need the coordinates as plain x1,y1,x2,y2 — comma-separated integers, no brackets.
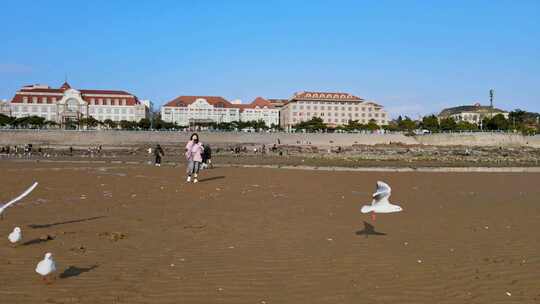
36,252,56,283
131,194,137,198
0,182,39,218
70,245,87,254
170,263,175,267
404,242,408,246
80,194,87,200
327,238,334,241
228,245,235,249
360,181,403,221
484,226,489,230
40,234,55,241
217,287,224,292
417,259,423,264
506,291,512,296
98,231,127,242
8,227,22,244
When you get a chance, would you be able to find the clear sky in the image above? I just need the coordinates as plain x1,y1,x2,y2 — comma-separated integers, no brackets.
1,0,538,118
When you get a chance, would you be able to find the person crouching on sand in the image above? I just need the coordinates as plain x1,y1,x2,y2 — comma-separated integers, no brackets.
154,144,164,167
185,133,204,183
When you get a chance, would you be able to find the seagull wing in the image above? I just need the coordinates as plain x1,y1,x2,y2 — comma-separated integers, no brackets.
372,181,391,203
0,182,38,211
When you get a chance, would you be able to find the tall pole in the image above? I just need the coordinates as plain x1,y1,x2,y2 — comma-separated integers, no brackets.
489,89,495,119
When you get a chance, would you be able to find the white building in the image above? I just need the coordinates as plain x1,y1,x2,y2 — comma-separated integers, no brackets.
8,82,147,125
0,99,11,116
237,97,279,127
161,96,240,126
279,91,389,130
438,103,509,125
161,96,280,127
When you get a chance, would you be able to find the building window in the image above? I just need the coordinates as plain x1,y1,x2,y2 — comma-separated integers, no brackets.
32,97,38,103
122,99,126,106
106,98,111,105
52,97,56,103
23,97,28,103
42,97,47,103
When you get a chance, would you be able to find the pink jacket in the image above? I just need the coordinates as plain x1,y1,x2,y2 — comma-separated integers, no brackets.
185,140,203,162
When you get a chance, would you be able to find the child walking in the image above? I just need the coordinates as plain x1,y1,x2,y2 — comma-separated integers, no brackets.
185,133,204,183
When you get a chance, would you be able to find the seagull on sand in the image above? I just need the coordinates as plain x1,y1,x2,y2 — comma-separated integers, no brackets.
36,252,56,283
361,181,403,221
0,182,38,219
8,227,22,245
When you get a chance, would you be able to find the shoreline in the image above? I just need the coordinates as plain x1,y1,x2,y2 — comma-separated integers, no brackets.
3,158,540,172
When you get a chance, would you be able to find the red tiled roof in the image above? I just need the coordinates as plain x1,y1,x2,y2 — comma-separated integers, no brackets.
79,89,132,95
11,82,139,104
292,91,364,102
164,96,234,108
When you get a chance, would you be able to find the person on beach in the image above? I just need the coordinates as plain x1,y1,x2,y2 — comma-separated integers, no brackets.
154,144,164,167
201,144,213,169
185,133,204,183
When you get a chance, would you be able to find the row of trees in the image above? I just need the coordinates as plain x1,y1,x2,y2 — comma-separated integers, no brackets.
0,113,277,131
292,117,381,132
0,114,56,128
388,110,539,134
291,109,540,134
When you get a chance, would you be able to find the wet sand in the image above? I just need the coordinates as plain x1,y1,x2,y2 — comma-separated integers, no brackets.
0,162,539,303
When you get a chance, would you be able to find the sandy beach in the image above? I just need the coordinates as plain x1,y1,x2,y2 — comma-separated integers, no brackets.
0,161,539,303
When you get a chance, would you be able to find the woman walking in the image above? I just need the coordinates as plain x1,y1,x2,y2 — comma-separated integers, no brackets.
185,133,204,183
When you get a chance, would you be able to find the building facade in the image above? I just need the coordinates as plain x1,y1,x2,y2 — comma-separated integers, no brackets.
0,99,11,116
279,91,388,130
161,96,240,126
237,97,279,127
8,82,147,125
161,96,280,127
438,103,509,125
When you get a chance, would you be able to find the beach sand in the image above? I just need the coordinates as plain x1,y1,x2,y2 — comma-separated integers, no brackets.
0,162,539,303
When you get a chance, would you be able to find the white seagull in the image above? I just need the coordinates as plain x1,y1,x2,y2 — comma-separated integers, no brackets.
36,252,56,283
0,182,38,219
361,181,403,221
8,227,22,245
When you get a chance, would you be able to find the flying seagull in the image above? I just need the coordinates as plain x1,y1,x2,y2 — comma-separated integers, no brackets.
361,181,403,221
36,252,56,283
0,182,38,219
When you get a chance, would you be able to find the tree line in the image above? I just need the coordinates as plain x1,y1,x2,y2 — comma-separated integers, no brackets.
291,109,540,134
0,113,278,131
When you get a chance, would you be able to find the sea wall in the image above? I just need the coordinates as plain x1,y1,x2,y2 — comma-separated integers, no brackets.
1,130,539,148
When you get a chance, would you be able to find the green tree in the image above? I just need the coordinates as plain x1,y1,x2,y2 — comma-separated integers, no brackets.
366,119,379,132
485,114,509,130
138,118,151,130
456,121,478,131
0,114,15,126
80,116,100,129
421,115,440,132
103,119,117,129
397,116,417,132
293,117,327,132
439,117,457,131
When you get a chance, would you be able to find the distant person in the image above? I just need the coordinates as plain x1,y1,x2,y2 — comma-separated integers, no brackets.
69,146,73,156
154,144,164,167
202,144,213,169
185,133,204,183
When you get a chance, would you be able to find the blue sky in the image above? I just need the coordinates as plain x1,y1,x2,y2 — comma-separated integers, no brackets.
1,0,538,118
